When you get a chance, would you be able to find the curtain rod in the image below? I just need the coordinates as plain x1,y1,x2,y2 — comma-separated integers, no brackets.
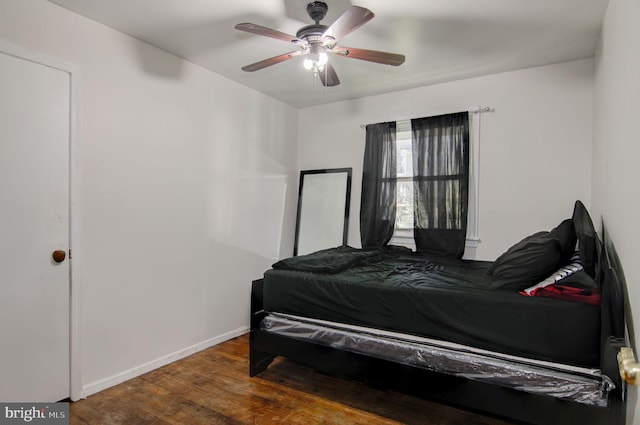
359,106,494,129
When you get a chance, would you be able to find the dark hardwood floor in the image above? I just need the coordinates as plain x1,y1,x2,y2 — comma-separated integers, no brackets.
70,334,515,424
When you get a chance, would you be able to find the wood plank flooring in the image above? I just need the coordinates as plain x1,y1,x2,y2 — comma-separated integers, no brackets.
70,334,516,425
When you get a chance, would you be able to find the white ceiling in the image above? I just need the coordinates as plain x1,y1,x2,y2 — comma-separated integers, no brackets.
48,0,609,108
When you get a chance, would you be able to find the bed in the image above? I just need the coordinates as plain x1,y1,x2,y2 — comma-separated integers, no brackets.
249,201,630,424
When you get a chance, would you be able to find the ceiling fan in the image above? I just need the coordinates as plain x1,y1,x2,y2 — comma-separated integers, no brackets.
234,1,405,87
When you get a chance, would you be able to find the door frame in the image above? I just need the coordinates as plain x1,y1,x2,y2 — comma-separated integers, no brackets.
0,40,81,401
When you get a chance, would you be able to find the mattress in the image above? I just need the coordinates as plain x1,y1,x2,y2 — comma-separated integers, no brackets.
263,248,601,368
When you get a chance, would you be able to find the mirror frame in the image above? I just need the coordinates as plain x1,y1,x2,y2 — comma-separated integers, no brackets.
293,168,352,256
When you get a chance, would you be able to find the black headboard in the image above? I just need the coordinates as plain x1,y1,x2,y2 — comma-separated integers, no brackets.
599,222,630,392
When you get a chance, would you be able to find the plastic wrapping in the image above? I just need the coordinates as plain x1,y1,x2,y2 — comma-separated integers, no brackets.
261,314,614,407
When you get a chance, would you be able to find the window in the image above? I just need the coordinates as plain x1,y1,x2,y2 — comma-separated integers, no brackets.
395,121,413,232
390,115,480,250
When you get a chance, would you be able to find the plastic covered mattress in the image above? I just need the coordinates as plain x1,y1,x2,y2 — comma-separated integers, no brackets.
261,313,613,407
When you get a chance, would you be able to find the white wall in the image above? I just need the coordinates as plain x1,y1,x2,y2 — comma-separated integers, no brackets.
0,0,299,398
298,59,594,260
593,0,640,422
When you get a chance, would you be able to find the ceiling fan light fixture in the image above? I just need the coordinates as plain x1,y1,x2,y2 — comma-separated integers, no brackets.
318,51,328,65
303,57,314,70
303,43,328,73
303,51,328,73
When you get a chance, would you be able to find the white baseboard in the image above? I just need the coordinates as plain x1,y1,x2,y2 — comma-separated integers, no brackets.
77,326,249,400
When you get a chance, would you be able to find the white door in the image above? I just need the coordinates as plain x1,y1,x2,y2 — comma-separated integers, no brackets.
0,50,70,402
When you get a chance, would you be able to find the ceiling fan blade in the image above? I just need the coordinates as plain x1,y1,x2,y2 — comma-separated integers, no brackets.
235,23,304,46
332,46,405,66
322,6,374,46
241,51,304,72
319,61,340,87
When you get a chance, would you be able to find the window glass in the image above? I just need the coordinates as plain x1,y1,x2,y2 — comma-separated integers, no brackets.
396,125,413,230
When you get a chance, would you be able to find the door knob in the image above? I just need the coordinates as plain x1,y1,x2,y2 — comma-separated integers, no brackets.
52,250,66,263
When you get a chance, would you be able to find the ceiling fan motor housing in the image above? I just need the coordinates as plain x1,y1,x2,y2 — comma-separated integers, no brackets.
306,2,328,23
296,24,328,42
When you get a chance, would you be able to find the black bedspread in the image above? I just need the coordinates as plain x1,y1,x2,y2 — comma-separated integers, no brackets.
264,246,600,368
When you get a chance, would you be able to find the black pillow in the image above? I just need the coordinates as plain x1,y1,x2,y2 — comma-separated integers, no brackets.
489,231,563,290
549,218,577,264
488,231,545,275
572,201,599,278
556,269,598,290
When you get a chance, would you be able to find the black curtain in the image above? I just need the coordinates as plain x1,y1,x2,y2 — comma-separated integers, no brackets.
360,122,397,248
411,112,469,258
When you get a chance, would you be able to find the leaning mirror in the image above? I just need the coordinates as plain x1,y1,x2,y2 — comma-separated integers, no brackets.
294,168,352,256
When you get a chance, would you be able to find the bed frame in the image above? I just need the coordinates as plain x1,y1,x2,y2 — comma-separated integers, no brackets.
249,228,631,425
